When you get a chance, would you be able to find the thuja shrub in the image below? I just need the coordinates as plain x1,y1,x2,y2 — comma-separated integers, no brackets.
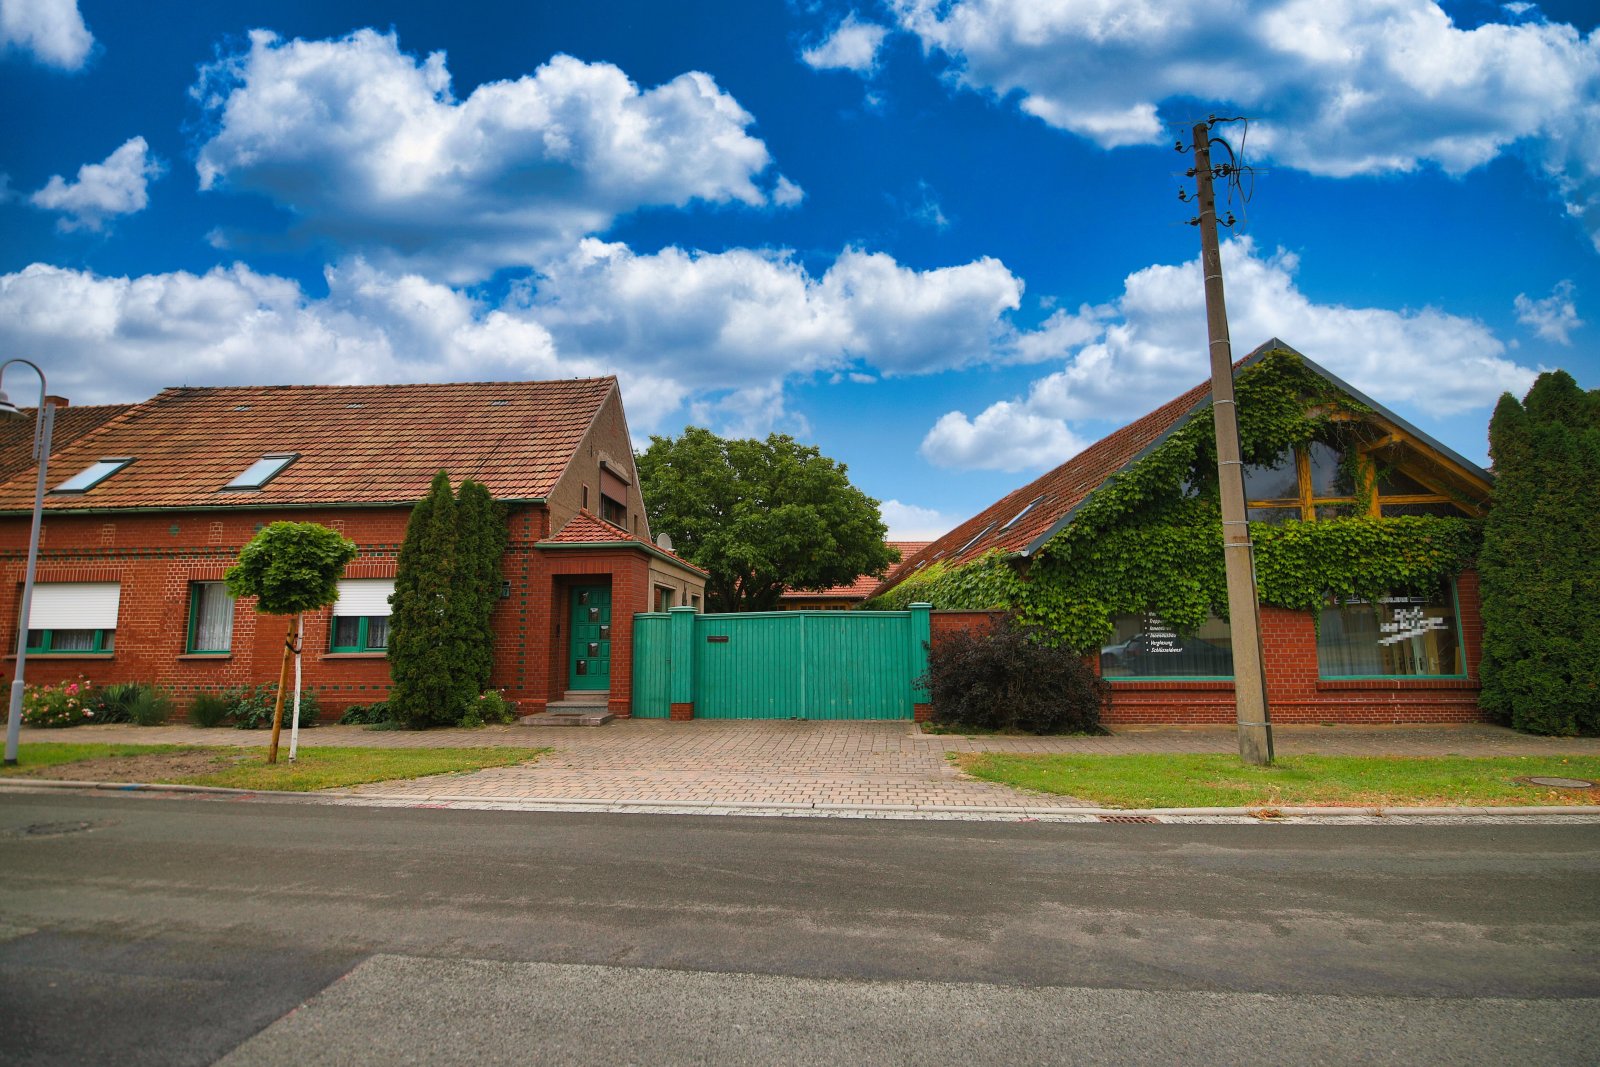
921,615,1107,735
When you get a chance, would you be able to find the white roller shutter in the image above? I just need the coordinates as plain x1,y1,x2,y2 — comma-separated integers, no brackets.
28,583,120,630
333,579,394,618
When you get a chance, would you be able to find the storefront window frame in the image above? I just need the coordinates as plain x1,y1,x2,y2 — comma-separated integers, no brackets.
1316,581,1467,681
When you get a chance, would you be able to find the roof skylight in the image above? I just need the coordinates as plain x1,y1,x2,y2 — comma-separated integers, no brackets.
954,522,998,557
999,495,1046,532
224,453,297,491
54,457,134,494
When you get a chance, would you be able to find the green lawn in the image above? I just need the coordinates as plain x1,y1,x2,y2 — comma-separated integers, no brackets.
1,743,549,792
956,753,1600,809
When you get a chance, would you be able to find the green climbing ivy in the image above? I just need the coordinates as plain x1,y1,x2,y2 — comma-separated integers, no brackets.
866,349,1482,650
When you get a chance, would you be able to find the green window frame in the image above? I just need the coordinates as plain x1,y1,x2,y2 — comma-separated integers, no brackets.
26,628,115,654
330,615,389,652
186,582,234,654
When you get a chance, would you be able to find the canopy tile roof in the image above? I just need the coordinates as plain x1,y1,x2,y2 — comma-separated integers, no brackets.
540,509,707,575
0,378,617,512
780,541,931,601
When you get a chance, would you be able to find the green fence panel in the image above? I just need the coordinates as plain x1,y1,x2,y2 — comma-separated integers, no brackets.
694,612,806,718
631,607,928,720
630,612,671,718
801,611,913,719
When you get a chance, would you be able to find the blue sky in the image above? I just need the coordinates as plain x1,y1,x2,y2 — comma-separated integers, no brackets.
2,1,1596,538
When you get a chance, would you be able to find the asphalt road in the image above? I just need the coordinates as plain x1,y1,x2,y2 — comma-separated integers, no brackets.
1,791,1596,1065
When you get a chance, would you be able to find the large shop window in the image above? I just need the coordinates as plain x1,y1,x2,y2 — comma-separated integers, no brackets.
25,582,120,654
1317,587,1463,678
330,578,393,652
1100,610,1234,679
187,582,235,653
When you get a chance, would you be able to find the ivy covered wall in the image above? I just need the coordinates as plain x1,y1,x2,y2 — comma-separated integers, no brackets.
868,351,1482,652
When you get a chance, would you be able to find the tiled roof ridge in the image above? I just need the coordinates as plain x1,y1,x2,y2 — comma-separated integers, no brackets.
150,375,618,399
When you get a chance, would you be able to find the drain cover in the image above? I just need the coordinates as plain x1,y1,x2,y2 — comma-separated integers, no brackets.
1520,776,1598,790
1097,814,1160,824
6,820,103,839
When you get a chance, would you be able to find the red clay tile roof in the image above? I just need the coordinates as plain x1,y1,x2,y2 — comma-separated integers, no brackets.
540,509,707,575
0,378,616,512
0,404,132,486
780,541,931,601
867,373,1219,600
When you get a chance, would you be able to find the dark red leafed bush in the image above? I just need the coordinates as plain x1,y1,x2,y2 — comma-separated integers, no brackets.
921,614,1107,735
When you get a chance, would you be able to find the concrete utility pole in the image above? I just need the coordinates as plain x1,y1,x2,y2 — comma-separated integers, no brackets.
1188,120,1273,766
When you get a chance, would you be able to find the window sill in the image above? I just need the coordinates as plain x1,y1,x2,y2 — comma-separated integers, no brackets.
5,652,114,661
176,653,232,661
321,651,388,659
1103,679,1235,689
1317,677,1474,690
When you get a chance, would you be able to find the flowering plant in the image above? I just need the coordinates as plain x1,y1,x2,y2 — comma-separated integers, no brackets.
20,677,97,728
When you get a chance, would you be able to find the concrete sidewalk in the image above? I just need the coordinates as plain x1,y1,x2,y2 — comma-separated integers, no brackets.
14,720,1600,812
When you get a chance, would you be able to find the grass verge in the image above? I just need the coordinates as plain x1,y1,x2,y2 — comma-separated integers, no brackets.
1,743,549,792
955,753,1600,809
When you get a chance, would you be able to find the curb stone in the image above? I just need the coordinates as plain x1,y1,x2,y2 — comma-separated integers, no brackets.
1,778,1597,820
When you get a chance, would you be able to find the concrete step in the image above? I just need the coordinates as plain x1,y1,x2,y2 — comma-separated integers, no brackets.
519,710,615,727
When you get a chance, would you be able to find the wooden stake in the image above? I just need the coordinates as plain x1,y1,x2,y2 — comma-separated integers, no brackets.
267,621,292,764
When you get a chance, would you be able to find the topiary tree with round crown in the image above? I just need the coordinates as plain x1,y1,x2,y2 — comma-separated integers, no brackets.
226,521,357,762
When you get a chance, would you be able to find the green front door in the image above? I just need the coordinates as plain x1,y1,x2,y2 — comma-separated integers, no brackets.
568,585,611,690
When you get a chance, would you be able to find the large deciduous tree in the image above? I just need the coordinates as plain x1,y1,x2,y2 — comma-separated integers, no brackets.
636,427,896,612
1478,370,1600,735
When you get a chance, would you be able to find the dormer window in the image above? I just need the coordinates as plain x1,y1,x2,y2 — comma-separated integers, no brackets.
53,457,133,494
224,453,297,491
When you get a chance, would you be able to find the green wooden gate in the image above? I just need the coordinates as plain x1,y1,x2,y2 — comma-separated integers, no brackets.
631,605,931,720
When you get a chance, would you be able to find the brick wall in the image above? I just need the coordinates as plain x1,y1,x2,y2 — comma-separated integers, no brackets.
931,577,1489,726
0,503,660,721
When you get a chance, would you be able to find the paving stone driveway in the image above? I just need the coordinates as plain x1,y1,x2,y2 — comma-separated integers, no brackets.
26,720,1599,810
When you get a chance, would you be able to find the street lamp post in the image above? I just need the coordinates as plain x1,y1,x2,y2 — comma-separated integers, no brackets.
1,360,56,766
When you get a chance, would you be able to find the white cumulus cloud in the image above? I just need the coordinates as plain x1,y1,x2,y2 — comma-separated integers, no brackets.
803,12,890,73
920,400,1087,471
0,240,1029,433
1514,279,1583,344
879,498,959,540
892,0,1600,248
919,237,1539,471
191,29,798,281
30,137,163,231
527,239,1024,384
0,0,92,70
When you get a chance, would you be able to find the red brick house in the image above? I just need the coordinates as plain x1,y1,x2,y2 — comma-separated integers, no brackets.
868,341,1496,725
777,541,930,610
0,377,705,718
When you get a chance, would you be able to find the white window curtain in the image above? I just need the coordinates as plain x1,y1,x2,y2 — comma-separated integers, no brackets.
193,582,234,651
28,583,120,630
333,579,395,618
